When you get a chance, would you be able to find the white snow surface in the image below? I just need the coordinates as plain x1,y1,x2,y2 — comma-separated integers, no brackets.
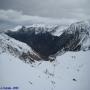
0,51,90,90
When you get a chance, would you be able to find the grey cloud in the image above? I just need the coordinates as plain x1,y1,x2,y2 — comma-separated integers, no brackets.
0,9,79,31
0,0,90,20
0,9,77,25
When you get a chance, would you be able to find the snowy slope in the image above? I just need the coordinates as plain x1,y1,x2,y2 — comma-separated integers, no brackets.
0,51,90,90
0,33,41,63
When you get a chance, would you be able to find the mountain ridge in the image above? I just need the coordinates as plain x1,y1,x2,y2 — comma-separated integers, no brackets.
0,20,90,62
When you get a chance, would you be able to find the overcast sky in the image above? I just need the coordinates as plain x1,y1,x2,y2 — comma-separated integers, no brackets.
0,0,90,24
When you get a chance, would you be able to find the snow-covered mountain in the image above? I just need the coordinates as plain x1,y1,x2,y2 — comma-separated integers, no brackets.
5,24,64,59
57,20,90,52
5,20,90,58
0,33,42,63
0,24,68,61
0,20,90,90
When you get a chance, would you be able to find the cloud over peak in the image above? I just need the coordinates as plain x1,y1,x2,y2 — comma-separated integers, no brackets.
0,9,78,25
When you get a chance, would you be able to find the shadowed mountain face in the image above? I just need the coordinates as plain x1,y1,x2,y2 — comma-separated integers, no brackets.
5,27,81,58
6,27,61,58
57,31,81,51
